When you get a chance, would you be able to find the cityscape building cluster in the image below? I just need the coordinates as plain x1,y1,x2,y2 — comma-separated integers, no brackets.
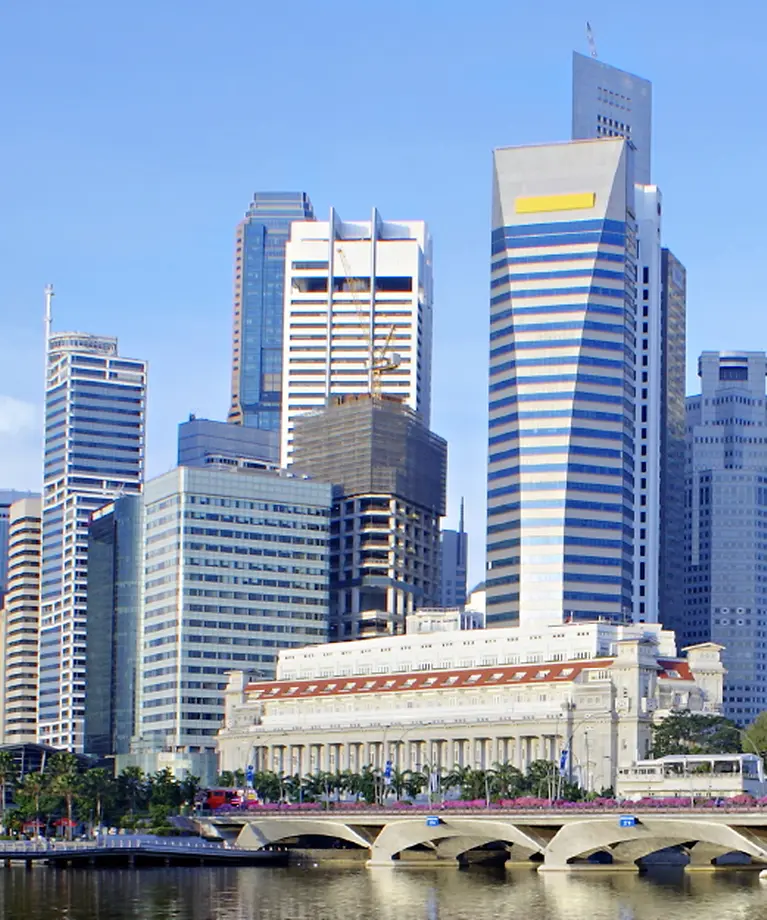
0,48,763,787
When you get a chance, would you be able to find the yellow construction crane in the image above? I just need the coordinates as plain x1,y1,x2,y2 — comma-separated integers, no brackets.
335,246,401,398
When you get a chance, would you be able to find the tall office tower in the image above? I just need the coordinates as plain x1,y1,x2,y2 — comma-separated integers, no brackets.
632,186,663,622
2,498,42,744
178,416,279,469
39,330,146,751
84,496,142,759
292,394,446,639
572,51,652,185
440,499,468,608
124,465,331,782
0,491,36,605
228,192,315,430
487,138,637,629
280,208,433,465
684,352,767,725
658,250,687,626
572,53,686,624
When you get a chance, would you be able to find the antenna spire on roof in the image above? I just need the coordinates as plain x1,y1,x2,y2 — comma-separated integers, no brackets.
586,21,598,59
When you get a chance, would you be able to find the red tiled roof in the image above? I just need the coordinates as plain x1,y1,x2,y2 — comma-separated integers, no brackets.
245,656,695,700
658,659,693,681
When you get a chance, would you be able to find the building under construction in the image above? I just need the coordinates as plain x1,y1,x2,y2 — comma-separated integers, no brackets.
292,394,447,640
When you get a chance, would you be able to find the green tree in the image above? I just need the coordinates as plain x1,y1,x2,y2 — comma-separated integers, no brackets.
15,772,50,834
117,766,148,816
444,765,486,800
523,760,559,799
50,762,81,841
491,762,525,799
651,711,741,757
743,711,767,761
79,768,116,830
387,767,409,802
149,769,182,808
405,770,426,800
47,752,80,778
0,751,18,830
356,767,376,805
217,771,235,786
253,770,281,803
178,775,200,808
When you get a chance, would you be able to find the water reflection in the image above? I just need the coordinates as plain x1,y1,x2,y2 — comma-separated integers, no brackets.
2,866,767,920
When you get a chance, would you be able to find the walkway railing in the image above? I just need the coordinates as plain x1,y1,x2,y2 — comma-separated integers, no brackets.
0,837,227,858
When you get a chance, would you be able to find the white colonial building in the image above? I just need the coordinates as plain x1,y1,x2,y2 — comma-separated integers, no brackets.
217,623,724,792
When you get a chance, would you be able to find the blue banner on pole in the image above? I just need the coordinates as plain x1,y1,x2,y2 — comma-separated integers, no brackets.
384,760,393,781
245,765,255,787
559,749,569,776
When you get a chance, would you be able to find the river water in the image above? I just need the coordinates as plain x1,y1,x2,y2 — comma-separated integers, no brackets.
2,866,767,920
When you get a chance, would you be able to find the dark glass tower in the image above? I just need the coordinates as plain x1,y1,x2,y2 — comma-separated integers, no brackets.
84,495,143,758
229,192,315,430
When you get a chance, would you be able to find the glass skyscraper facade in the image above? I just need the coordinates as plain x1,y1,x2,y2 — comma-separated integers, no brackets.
572,51,652,185
684,352,767,725
39,332,146,751
487,138,637,628
125,465,331,783
84,495,143,758
228,192,315,430
658,249,687,630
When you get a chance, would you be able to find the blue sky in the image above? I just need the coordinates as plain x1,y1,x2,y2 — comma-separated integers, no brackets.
1,0,766,586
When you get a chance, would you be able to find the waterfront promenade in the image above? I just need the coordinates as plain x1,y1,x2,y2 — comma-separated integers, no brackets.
0,836,287,869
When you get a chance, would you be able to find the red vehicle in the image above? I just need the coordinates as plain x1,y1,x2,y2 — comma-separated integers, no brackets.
199,788,260,810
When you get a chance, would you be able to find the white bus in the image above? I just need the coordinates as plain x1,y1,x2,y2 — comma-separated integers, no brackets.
616,753,766,801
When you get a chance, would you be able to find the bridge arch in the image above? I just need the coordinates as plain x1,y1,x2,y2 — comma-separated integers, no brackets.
368,817,546,867
236,818,372,852
543,818,767,870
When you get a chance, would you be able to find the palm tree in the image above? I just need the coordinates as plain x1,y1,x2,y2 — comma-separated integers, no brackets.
491,762,525,800
301,772,323,803
0,751,18,830
405,769,427,800
118,766,147,816
19,772,46,835
51,764,81,841
80,768,115,832
524,759,558,799
444,764,476,800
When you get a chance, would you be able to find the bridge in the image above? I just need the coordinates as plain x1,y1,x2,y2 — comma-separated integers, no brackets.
197,808,767,871
0,836,287,869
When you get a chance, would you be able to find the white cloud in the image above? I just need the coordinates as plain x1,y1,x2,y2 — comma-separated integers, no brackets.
0,395,39,435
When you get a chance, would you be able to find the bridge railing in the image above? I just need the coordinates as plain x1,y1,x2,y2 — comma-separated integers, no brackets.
208,796,767,817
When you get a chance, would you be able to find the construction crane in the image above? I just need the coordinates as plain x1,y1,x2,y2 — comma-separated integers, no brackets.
335,246,401,398
586,21,598,59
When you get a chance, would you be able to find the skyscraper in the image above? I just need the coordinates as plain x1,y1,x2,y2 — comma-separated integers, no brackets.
228,192,315,430
280,208,434,465
658,250,687,625
124,465,331,782
38,328,146,751
178,416,279,468
84,495,143,758
486,138,637,628
440,500,468,608
572,53,686,624
2,497,42,744
0,490,36,605
572,51,652,185
292,394,446,639
684,352,767,725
